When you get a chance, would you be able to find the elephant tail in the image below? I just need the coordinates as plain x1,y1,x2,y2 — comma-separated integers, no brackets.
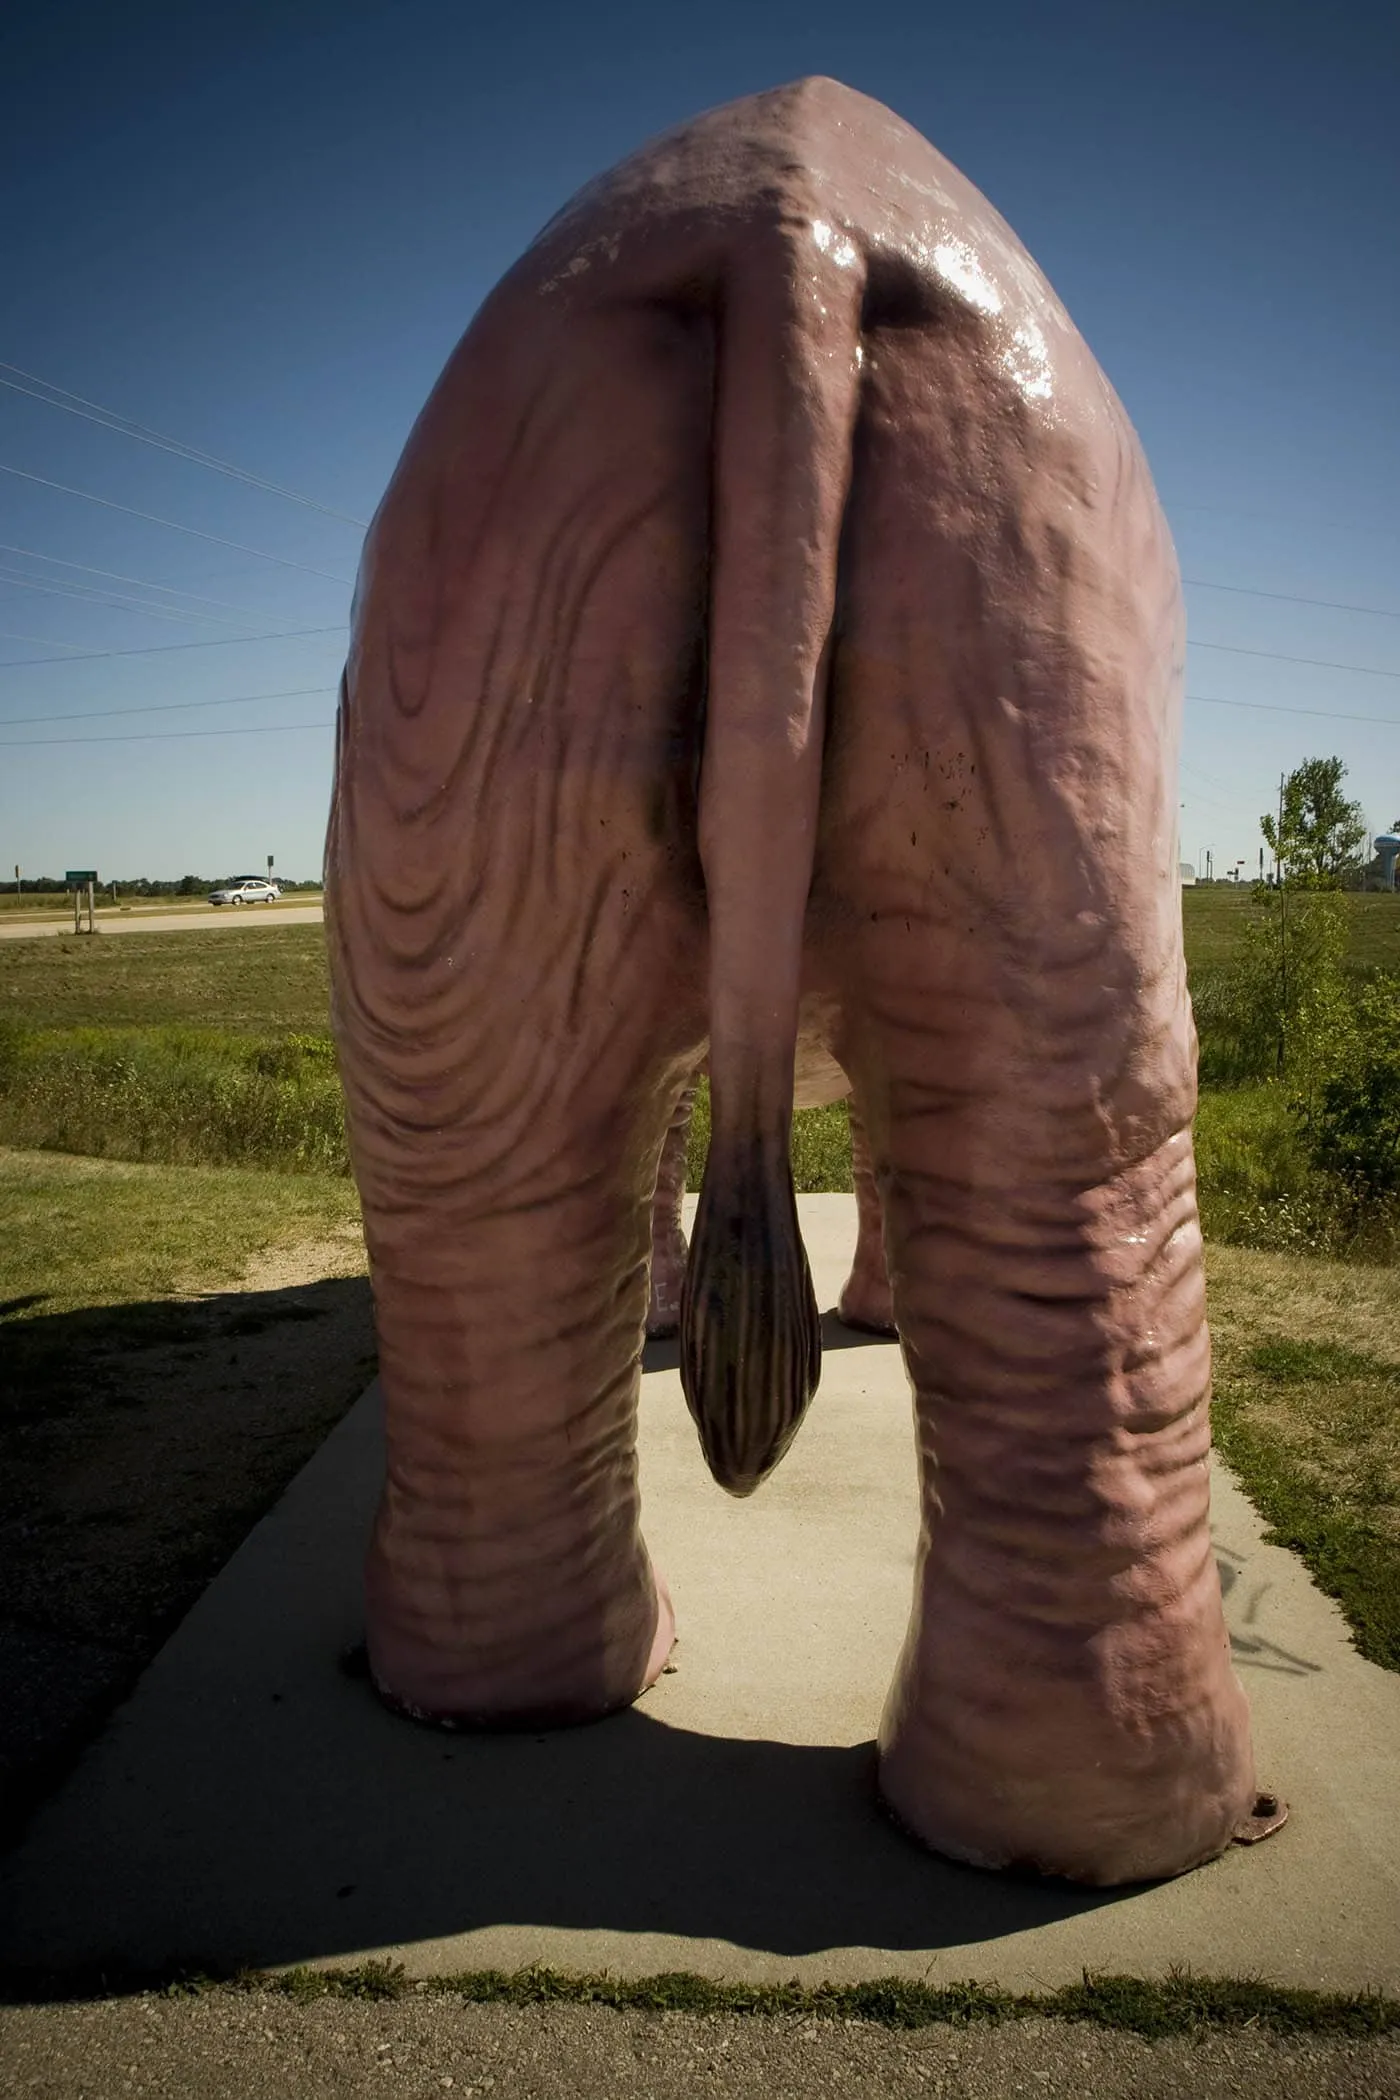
679,229,865,1496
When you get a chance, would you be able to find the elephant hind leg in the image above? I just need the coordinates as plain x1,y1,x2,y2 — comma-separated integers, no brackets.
361,1066,688,1729
330,297,715,1726
819,324,1256,1883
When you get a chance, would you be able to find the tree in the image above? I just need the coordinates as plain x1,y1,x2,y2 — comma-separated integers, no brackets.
1261,756,1368,889
1230,883,1348,1081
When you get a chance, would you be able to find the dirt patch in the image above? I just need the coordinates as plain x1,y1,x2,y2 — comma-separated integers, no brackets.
1,1237,375,1843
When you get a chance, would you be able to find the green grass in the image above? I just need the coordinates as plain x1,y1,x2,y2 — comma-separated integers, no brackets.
8,1960,1394,2036
1192,1083,1400,1260
1211,1335,1400,1671
2,897,1393,1037
0,926,332,1031
0,1023,348,1175
1181,886,1400,970
1203,1243,1400,1672
684,1081,852,1194
0,1146,361,1320
0,1148,370,1843
1,915,1396,1264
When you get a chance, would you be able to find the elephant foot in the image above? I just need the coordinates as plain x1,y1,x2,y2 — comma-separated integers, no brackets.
370,1574,676,1731
877,1656,1258,1887
367,1506,676,1730
876,1747,1259,1888
836,1269,898,1336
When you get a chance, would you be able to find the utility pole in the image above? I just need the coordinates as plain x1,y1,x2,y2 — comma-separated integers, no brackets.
1277,771,1288,1077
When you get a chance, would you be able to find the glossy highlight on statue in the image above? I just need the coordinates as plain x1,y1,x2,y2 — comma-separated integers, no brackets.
326,77,1273,1885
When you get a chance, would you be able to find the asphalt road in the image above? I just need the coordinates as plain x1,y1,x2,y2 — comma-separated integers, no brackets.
0,1999,1393,2100
0,904,325,940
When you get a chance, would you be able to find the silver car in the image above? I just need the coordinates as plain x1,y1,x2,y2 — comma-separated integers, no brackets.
208,878,281,906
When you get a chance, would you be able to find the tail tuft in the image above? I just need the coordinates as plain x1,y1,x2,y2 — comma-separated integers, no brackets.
680,1136,821,1495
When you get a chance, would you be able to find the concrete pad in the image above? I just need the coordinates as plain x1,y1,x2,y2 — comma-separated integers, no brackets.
2,1197,1397,1990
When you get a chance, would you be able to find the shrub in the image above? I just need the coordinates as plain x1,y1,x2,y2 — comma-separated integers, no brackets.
1192,886,1349,1087
1297,978,1400,1197
1191,1082,1399,1261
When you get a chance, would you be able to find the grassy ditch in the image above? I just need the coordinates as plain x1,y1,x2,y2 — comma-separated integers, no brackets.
0,1024,347,1175
5,1023,1398,1264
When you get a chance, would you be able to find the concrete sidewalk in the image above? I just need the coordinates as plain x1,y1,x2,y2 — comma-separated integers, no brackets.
2,1197,1397,1991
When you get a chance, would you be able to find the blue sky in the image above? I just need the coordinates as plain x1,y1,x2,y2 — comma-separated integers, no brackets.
1,0,1396,882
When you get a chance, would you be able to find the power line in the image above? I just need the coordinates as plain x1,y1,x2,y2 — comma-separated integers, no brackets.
7,694,1396,747
1188,639,1399,680
0,627,91,653
1183,578,1400,623
1177,761,1237,815
0,685,335,728
0,538,283,619
0,563,258,631
0,624,345,668
0,719,334,748
1187,691,1400,727
0,362,369,528
0,462,354,586
0,565,255,628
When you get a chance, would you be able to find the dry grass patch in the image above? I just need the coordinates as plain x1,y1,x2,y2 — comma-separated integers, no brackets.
1205,1244,1400,1669
1205,1242,1400,1363
0,1145,361,1316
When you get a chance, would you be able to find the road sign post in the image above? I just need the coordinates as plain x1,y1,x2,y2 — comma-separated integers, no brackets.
66,870,98,936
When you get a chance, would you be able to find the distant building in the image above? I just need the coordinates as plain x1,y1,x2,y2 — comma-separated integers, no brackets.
1179,862,1197,886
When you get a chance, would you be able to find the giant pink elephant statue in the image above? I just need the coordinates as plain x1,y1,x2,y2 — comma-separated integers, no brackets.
326,77,1274,1885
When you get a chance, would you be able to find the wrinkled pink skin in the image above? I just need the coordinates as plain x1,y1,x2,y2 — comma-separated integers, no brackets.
326,78,1259,1880
646,1083,895,1338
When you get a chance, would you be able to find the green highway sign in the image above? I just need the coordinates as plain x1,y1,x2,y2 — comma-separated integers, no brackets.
65,870,98,884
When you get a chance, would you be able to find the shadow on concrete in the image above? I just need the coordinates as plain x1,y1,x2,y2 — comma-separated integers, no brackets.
0,1275,375,1847
8,1275,1323,1986
50,1663,1127,1983
1217,1549,1325,1679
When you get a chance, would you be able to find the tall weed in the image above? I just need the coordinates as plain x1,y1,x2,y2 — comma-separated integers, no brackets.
0,1025,348,1175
